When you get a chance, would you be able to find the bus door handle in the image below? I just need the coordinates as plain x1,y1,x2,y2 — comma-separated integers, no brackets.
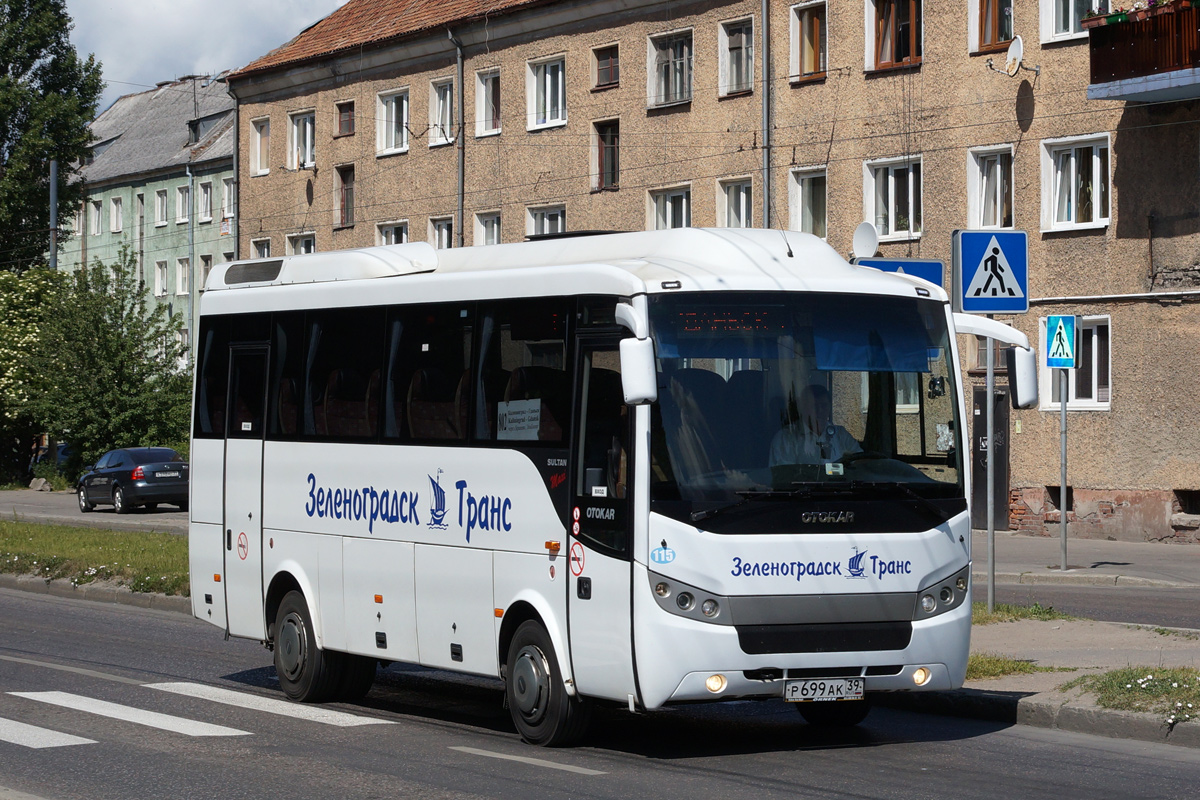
226,529,232,550
577,577,592,600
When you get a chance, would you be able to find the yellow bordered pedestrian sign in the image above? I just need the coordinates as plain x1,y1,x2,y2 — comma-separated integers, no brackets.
1046,315,1078,369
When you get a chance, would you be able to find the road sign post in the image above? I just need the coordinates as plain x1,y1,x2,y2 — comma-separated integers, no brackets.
1045,314,1079,572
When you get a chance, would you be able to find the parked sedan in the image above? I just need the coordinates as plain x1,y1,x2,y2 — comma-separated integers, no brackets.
77,447,189,514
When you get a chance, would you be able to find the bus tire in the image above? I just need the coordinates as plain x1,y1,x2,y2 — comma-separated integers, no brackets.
274,590,341,702
338,655,377,701
505,620,590,746
796,697,871,728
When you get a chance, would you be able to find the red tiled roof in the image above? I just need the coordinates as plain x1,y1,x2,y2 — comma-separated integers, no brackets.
231,0,547,80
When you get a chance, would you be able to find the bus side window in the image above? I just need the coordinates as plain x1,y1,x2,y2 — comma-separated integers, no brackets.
391,304,472,442
478,298,568,443
269,312,305,439
194,316,230,438
302,308,384,440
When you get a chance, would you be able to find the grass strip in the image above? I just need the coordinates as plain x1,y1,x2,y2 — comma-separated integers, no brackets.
966,652,1075,681
0,520,188,596
972,600,1074,625
1063,667,1200,725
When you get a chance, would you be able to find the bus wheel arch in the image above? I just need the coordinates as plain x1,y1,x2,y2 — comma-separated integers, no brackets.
497,599,574,695
264,571,303,645
505,618,591,746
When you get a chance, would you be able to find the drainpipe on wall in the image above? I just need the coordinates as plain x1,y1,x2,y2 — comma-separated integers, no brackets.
187,163,195,361
761,0,771,229
449,29,465,248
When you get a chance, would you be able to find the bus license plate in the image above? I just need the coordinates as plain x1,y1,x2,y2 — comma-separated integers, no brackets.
785,678,864,702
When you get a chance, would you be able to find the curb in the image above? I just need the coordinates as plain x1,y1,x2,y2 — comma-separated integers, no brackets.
972,570,1186,588
0,573,191,616
876,688,1200,749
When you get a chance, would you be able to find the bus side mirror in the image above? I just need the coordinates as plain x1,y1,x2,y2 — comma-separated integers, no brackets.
1005,346,1038,409
619,337,658,405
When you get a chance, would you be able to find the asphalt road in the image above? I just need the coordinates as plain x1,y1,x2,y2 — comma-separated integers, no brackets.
978,583,1200,630
2,589,1199,800
0,490,187,534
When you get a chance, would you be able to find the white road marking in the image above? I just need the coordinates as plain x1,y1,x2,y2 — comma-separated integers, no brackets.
7,692,249,737
0,717,95,749
449,745,606,775
145,682,393,727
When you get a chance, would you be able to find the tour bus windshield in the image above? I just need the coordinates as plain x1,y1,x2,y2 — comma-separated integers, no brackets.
648,292,964,532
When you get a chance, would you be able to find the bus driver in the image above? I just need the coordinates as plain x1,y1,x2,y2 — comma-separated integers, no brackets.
768,384,862,466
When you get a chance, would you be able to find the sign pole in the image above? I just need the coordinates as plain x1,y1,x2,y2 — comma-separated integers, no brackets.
986,336,995,613
1060,368,1068,571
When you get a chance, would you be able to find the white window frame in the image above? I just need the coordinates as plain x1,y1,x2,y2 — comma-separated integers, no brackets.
1040,0,1108,44
790,2,828,80
287,233,315,255
199,181,213,223
154,261,167,296
970,0,1015,51
222,178,235,219
289,111,315,169
376,89,410,155
968,145,1015,230
475,212,501,245
720,178,753,228
430,79,455,147
648,29,694,107
789,167,828,239
1038,315,1112,411
176,257,189,295
1041,134,1111,232
864,0,925,71
431,216,454,248
251,117,270,175
527,205,566,237
719,18,755,96
476,69,501,137
109,196,122,233
863,156,922,241
176,185,190,224
527,56,566,130
154,189,168,226
650,186,692,230
377,220,409,246
88,200,101,235
252,238,271,259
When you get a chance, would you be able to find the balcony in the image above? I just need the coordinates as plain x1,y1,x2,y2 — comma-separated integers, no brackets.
1088,4,1200,102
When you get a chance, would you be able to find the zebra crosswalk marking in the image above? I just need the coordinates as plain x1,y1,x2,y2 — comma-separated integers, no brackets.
7,692,249,737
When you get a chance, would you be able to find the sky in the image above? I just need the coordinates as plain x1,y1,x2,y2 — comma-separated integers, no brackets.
66,0,346,114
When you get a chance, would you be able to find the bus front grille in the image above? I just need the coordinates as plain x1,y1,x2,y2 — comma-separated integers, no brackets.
735,622,913,655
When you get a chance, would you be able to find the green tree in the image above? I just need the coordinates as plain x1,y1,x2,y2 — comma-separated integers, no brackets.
0,0,103,273
25,248,191,475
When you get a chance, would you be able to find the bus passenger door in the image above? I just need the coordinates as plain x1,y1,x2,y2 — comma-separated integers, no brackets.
568,340,638,703
224,347,268,639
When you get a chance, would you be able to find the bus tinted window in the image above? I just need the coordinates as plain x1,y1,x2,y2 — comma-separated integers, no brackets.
478,299,569,443
270,312,305,438
387,305,473,442
194,317,229,439
304,308,385,440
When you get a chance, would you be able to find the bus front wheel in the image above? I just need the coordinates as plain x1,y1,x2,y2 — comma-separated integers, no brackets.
796,697,871,728
274,590,341,702
505,620,590,746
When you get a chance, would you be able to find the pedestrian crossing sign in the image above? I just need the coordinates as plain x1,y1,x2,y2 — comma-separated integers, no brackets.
1045,315,1078,369
952,230,1029,314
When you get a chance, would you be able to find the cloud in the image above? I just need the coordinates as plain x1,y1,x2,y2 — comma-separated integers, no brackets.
66,0,344,111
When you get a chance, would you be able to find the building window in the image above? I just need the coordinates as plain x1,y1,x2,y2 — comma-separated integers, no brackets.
872,0,922,69
1045,0,1108,40
176,185,190,223
109,197,122,233
970,147,1014,229
528,57,566,129
88,200,101,235
528,206,565,236
155,261,167,296
721,179,752,228
476,212,501,245
791,2,828,79
200,254,213,288
251,118,270,175
594,119,619,190
378,221,408,245
431,79,455,146
978,0,1014,50
336,101,354,136
252,238,271,259
290,111,315,169
652,187,691,229
594,45,620,88
720,19,754,95
431,217,454,248
1041,316,1111,410
335,166,355,228
790,168,828,238
199,182,213,222
222,178,234,219
649,31,693,106
1043,135,1110,230
155,190,168,226
288,233,315,255
176,257,189,295
223,252,234,263
476,70,501,136
866,158,922,239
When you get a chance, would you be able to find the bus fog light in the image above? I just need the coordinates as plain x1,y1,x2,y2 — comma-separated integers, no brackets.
921,594,936,613
913,667,932,686
676,592,695,611
701,599,720,618
655,582,671,598
940,587,953,604
705,674,727,693
956,576,968,592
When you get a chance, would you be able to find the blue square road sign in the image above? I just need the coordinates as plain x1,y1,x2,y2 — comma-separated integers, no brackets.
953,230,1029,314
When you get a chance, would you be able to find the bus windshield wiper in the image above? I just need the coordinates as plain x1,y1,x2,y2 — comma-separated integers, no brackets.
689,489,786,522
846,481,949,522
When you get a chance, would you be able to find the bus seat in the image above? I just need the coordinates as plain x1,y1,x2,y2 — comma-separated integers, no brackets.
324,369,372,438
504,366,569,442
726,369,769,467
478,367,511,438
408,368,461,440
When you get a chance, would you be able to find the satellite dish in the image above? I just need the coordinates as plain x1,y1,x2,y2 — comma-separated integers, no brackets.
852,221,879,260
1004,36,1024,78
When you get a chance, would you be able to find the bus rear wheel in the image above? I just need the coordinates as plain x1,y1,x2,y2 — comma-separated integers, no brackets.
796,697,871,728
505,620,590,746
274,590,341,702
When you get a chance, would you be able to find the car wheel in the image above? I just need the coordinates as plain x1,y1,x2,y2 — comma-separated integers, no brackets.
274,590,342,702
178,501,189,512
505,620,590,746
113,486,130,514
78,486,94,513
795,697,872,728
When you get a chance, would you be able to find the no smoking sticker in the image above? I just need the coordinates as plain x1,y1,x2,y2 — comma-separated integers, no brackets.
237,532,249,560
570,542,585,577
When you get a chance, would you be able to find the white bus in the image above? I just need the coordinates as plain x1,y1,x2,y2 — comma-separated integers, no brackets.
189,228,1034,745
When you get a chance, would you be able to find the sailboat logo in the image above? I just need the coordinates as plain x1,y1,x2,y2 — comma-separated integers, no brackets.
428,469,448,530
846,547,867,579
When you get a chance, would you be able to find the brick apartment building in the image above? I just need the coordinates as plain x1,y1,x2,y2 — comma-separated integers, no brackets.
225,0,1200,542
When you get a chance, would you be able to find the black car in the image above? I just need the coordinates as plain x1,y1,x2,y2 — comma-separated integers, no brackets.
77,447,189,514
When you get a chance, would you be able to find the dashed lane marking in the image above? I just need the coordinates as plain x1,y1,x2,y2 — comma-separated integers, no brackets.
449,745,606,775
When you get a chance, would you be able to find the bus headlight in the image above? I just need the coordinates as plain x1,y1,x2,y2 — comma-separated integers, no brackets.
705,674,727,693
676,592,695,611
913,667,932,686
655,582,671,598
701,599,720,618
914,566,971,620
921,594,937,613
647,571,732,626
